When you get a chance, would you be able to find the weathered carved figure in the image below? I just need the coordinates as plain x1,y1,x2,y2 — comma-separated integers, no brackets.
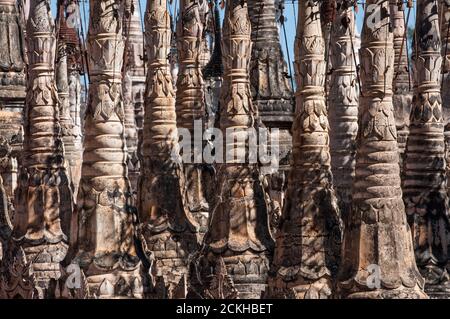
266,0,341,299
329,0,359,221
1,0,73,298
403,0,450,298
71,0,143,299
337,0,426,299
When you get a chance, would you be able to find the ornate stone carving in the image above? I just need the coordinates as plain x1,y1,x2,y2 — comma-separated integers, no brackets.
0,0,26,110
337,0,426,299
0,242,42,299
56,0,82,201
441,0,450,121
266,0,341,299
190,0,274,300
198,1,211,69
203,0,223,131
138,0,199,299
403,0,450,299
0,0,27,205
1,0,74,297
329,1,359,223
440,0,450,226
123,0,145,192
248,0,294,220
70,0,143,299
391,0,413,166
56,0,84,200
176,0,210,236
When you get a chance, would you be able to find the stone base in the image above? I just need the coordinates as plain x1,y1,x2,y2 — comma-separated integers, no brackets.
425,284,450,299
342,287,428,299
85,267,144,299
266,276,333,299
222,252,270,299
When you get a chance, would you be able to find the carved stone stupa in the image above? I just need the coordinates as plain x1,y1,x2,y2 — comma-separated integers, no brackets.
123,0,145,192
329,0,359,221
2,0,73,297
337,0,426,299
191,0,274,300
175,0,209,236
403,0,450,299
71,0,143,298
266,0,341,299
391,0,413,166
0,0,27,205
138,0,198,299
248,0,294,218
56,0,83,200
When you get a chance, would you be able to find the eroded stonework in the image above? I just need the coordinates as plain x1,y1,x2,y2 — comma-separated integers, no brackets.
2,0,73,298
338,0,426,299
248,0,294,224
329,0,359,222
138,0,199,299
266,0,341,299
70,0,143,299
190,0,274,300
403,0,450,298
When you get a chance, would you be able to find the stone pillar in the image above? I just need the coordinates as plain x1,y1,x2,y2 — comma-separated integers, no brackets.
0,0,27,205
72,0,143,299
123,0,145,192
403,0,450,299
56,0,81,201
329,1,359,223
176,0,209,236
337,0,426,299
248,0,294,223
191,0,274,300
2,0,73,297
440,0,450,221
266,0,341,299
391,0,413,167
203,0,223,131
57,0,85,201
138,0,199,298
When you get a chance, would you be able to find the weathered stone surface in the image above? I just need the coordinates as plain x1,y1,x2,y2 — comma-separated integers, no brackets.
0,0,27,207
440,1,450,230
176,0,210,237
56,0,82,202
70,0,143,299
337,0,426,299
266,0,341,299
190,0,274,300
138,0,199,299
329,0,359,222
123,0,145,192
391,1,413,166
403,0,450,298
1,0,73,298
203,0,223,132
248,0,294,223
